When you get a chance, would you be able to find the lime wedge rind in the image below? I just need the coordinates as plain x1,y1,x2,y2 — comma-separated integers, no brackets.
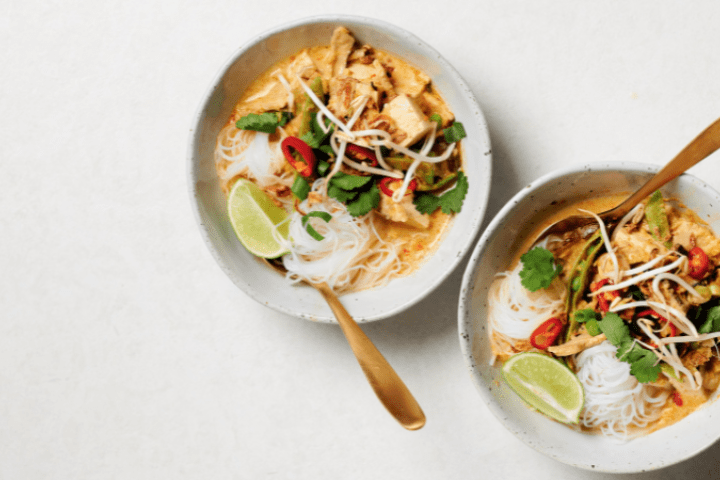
227,179,291,259
502,352,584,424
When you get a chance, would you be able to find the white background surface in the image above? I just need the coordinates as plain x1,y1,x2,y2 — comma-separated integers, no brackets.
4,1,720,479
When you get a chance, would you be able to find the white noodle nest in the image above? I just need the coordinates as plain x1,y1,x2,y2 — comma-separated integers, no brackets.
215,127,289,190
576,342,670,442
281,180,403,293
488,237,566,342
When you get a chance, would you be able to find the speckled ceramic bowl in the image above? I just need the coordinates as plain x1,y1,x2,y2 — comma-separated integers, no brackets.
458,162,720,473
188,15,491,322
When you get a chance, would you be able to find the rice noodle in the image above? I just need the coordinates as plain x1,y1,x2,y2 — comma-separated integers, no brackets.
487,238,566,362
214,126,290,192
280,179,405,294
575,342,670,442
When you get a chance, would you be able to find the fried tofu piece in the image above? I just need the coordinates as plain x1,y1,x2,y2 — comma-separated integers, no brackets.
330,27,356,76
416,91,454,127
328,77,379,120
376,50,430,97
381,94,433,147
344,59,396,98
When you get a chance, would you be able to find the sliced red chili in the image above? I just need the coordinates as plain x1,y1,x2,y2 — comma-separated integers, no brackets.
688,246,710,280
345,144,378,166
378,177,417,197
637,309,678,337
281,136,316,177
591,278,619,313
530,317,563,350
672,391,683,406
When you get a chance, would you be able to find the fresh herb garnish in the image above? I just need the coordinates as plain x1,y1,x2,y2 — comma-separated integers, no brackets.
518,246,562,292
699,305,720,334
346,183,380,217
236,111,292,134
413,170,469,214
597,312,662,383
301,211,332,241
327,172,380,217
429,113,442,129
443,121,467,143
291,175,310,201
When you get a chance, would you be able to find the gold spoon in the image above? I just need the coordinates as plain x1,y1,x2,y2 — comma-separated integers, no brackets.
313,282,426,430
266,258,425,430
536,116,720,242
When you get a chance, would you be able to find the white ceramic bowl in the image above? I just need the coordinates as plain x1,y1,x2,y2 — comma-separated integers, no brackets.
188,15,492,322
458,162,720,473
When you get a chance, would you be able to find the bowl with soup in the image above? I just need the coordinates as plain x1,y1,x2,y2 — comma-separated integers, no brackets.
188,15,492,322
459,162,720,472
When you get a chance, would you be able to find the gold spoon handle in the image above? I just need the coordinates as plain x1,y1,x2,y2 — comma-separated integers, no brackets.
604,116,720,221
314,282,426,430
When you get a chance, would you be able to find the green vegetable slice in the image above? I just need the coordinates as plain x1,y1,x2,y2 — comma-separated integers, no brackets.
645,190,672,248
564,230,604,340
301,211,332,241
236,111,291,134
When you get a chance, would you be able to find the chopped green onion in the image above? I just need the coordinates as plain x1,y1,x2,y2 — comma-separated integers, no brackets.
301,211,332,240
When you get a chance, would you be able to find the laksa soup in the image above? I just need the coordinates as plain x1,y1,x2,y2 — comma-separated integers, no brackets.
215,26,470,294
489,191,720,441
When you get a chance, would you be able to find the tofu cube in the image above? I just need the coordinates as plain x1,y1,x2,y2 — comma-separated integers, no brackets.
381,94,433,147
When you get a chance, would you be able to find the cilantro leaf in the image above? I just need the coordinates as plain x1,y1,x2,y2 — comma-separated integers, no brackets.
346,183,380,217
413,192,441,214
443,122,467,143
413,171,469,215
327,184,359,203
518,246,562,292
236,112,291,134
329,172,373,190
627,346,662,383
429,113,443,129
597,312,629,346
598,312,661,383
327,172,379,217
699,305,720,334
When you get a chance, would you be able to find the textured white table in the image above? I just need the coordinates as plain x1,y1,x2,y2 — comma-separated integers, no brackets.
4,1,720,478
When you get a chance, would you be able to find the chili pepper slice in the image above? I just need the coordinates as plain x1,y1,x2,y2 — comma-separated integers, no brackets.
530,317,563,350
672,391,683,406
281,136,316,177
688,246,710,280
378,177,417,197
345,144,378,166
590,278,619,313
637,309,678,337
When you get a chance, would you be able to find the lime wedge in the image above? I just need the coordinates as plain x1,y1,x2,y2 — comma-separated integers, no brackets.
502,352,584,424
227,178,290,258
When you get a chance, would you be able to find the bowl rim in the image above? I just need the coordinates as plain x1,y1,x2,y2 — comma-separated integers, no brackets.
458,161,720,472
187,14,492,322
